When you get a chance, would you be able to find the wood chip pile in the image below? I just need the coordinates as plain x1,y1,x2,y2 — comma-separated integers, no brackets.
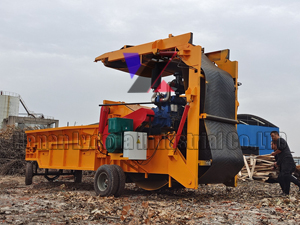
0,126,28,175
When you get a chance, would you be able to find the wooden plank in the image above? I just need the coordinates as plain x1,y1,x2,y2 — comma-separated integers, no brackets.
243,155,252,180
250,158,257,178
256,158,275,165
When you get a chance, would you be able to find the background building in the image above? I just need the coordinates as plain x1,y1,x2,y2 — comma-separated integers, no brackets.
237,114,279,155
0,91,58,129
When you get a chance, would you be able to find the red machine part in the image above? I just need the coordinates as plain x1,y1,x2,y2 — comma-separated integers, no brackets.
149,52,177,91
98,106,109,134
123,108,154,130
173,104,190,149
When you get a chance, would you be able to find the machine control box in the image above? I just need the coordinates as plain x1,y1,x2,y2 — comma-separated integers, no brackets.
123,131,147,160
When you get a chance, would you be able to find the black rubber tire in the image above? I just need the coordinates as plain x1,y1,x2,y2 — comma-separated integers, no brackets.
25,162,33,185
74,170,83,183
94,165,119,196
111,165,126,197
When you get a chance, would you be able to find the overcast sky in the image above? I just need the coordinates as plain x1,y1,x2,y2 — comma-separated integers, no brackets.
1,0,300,155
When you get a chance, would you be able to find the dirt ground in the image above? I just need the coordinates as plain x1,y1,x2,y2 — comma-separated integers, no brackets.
1,175,300,225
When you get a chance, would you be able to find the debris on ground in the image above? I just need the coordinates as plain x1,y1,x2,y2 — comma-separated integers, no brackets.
1,175,300,224
1,126,300,224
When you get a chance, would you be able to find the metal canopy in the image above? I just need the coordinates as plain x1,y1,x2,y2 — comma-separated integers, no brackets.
95,33,193,78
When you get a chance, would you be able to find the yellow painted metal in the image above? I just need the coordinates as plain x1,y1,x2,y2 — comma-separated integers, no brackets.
95,33,192,65
198,160,212,166
108,153,128,160
234,175,238,187
26,33,239,190
26,125,99,171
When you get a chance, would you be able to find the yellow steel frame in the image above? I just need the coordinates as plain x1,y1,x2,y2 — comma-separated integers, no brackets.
26,33,238,189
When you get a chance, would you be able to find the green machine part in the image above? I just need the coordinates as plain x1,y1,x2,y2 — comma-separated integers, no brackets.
108,117,133,133
106,118,133,153
106,133,122,153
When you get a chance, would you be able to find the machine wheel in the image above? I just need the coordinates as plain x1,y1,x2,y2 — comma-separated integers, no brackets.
25,162,33,185
111,165,126,197
94,165,118,196
74,170,83,183
44,169,62,182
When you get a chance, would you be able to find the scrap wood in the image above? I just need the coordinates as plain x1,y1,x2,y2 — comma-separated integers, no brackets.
256,158,275,165
243,155,252,179
239,154,279,181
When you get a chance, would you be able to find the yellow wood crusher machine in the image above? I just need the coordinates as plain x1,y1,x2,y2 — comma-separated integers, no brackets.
25,32,244,196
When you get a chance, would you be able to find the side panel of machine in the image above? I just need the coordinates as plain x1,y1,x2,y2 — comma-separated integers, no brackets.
25,124,197,189
26,125,99,170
